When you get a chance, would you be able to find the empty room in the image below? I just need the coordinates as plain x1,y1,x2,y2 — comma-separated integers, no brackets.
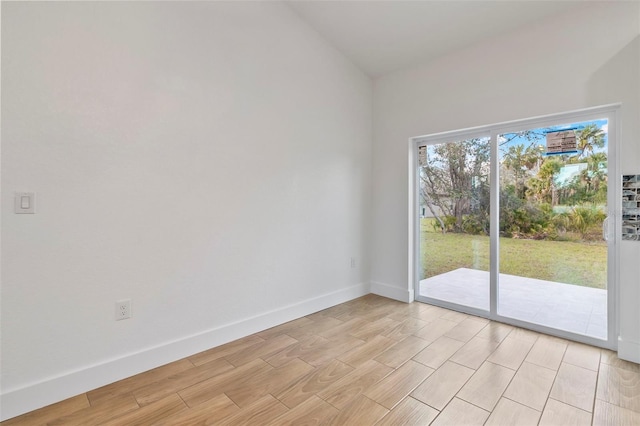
1,1,639,424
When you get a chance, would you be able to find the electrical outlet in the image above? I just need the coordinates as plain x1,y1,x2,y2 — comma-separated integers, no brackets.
115,299,131,321
350,257,356,268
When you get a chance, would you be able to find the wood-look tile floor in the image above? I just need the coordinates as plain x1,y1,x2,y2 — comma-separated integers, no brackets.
4,294,640,425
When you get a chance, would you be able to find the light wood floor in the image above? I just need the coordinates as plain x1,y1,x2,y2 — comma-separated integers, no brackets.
3,294,640,425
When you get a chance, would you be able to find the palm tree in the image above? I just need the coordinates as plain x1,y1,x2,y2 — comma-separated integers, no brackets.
576,124,605,158
529,157,562,205
585,152,607,191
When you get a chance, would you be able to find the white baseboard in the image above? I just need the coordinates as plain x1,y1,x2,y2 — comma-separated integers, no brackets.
0,282,370,421
618,336,640,364
370,281,413,303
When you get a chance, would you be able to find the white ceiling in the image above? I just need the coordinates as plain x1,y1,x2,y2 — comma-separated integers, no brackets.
287,1,592,77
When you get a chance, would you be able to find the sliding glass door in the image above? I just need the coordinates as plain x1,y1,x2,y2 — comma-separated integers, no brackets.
413,106,617,348
418,136,491,314
497,119,610,340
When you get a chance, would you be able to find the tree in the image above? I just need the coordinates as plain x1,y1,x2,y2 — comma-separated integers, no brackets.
585,152,607,192
576,124,605,158
564,152,608,204
420,139,490,233
527,157,562,205
502,144,541,199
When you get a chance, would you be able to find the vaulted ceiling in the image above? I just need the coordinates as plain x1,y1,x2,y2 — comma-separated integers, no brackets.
287,1,594,77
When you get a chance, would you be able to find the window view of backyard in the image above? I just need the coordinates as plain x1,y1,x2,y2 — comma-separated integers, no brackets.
418,119,609,339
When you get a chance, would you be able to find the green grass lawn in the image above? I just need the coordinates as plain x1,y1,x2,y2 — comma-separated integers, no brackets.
420,218,607,289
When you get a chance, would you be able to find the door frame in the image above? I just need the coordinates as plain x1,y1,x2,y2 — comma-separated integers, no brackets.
409,104,620,350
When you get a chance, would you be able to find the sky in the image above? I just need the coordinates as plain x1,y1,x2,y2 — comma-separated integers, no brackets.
499,118,609,157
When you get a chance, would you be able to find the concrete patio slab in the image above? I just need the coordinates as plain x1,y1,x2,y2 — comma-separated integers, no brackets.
419,268,607,339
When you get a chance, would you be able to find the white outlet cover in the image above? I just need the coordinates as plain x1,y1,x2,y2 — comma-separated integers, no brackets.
115,299,131,321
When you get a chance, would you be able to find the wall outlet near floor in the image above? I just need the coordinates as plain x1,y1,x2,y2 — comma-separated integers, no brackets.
350,257,357,268
115,299,131,320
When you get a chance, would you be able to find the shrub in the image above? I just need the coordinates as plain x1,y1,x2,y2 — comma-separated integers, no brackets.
431,215,458,233
499,190,551,237
463,214,489,235
569,204,606,239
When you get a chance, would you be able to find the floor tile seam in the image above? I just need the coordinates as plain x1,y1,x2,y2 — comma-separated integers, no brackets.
327,393,382,415
464,331,495,344
546,396,593,416
122,392,141,413
485,353,522,372
371,358,404,389
261,353,314,370
333,339,396,369
389,357,432,377
265,392,296,415
247,363,309,402
538,355,565,418
590,359,605,418
314,388,345,412
85,392,98,408
499,321,539,341
339,357,376,370
500,393,545,414
85,391,140,418
408,324,438,341
552,361,599,412
217,358,275,383
561,356,601,373
549,360,598,413
507,359,559,416
449,393,492,414
368,360,438,412
97,394,188,425
499,395,543,415
382,395,441,425
483,337,528,370
269,388,299,410
185,357,198,368
594,395,640,415
419,398,443,414
407,311,439,323
341,357,397,384
174,392,190,412
414,357,477,411
445,357,479,371
91,408,138,426
380,384,428,413
92,370,184,406
390,333,434,350
424,399,450,425
521,360,558,375
477,359,523,412
525,342,568,373
444,329,484,344
175,362,275,408
36,394,100,426
133,361,242,404
409,353,438,370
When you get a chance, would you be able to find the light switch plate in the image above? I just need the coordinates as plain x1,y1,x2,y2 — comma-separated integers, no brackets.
15,192,35,214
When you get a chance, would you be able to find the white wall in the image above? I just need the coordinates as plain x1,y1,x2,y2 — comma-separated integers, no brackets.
0,2,372,419
372,3,640,359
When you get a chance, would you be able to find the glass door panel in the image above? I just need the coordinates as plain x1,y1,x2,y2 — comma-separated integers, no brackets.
418,137,491,311
497,119,609,339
